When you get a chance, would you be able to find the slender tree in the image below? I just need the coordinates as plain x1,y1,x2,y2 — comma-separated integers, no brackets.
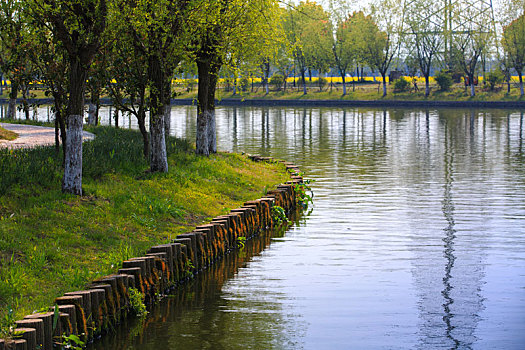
366,0,404,97
503,14,525,96
29,0,108,195
404,0,443,97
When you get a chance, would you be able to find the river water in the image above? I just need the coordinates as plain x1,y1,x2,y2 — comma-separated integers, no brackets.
17,105,523,349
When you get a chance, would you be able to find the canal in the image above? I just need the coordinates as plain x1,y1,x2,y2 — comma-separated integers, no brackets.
9,105,524,349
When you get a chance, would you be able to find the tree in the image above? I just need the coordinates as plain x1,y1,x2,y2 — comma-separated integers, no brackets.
29,0,108,195
333,11,369,96
503,14,525,96
193,0,281,156
112,0,192,171
299,2,333,91
0,0,35,119
366,0,404,97
404,0,444,97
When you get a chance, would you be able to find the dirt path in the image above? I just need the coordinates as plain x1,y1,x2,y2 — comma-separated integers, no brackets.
0,123,94,149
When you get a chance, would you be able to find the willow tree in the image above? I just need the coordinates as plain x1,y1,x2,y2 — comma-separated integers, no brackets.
503,14,525,96
333,12,370,95
366,0,404,97
299,2,333,91
0,0,34,119
28,0,108,195
112,0,192,171
192,0,281,156
282,1,331,95
404,0,443,97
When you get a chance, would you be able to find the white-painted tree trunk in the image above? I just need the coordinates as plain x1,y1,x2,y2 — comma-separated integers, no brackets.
425,78,430,97
196,110,211,156
7,98,16,119
87,103,96,125
150,114,168,172
164,104,171,138
382,81,387,97
207,109,216,154
470,83,475,97
62,115,83,195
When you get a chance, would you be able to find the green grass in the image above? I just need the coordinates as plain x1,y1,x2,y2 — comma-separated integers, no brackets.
0,126,289,333
0,126,17,141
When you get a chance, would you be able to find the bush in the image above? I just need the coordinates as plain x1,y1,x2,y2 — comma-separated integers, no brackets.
487,70,504,91
270,74,285,90
239,76,249,92
435,71,453,91
393,77,410,92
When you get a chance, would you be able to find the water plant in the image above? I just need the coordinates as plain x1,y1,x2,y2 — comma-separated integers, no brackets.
293,176,315,209
128,288,148,318
271,206,289,225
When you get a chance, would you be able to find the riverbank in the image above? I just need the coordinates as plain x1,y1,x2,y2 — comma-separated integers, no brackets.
1,96,524,110
0,126,290,335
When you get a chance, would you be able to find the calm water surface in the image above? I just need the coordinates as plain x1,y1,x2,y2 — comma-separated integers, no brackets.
76,106,523,349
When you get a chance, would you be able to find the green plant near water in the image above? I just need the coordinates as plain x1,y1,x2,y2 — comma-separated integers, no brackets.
293,177,315,209
128,288,148,318
236,236,247,249
61,334,85,350
271,206,289,226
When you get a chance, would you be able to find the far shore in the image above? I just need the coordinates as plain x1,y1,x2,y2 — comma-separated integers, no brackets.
1,97,524,110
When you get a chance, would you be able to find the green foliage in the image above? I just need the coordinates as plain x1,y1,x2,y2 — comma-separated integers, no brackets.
294,178,314,209
236,236,246,249
61,333,85,350
435,71,453,91
128,287,148,318
271,206,289,226
239,77,250,92
487,70,504,90
270,74,285,90
393,77,410,92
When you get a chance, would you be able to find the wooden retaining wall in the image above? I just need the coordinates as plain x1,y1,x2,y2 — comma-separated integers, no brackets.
0,156,303,350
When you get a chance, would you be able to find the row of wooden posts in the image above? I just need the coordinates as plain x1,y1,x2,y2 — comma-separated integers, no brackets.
0,156,303,350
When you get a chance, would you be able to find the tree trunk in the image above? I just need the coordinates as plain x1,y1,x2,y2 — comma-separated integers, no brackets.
22,88,30,120
54,117,60,154
150,113,168,171
382,72,387,97
87,102,96,125
470,80,475,97
196,56,219,155
62,59,88,195
148,53,168,172
115,108,120,128
341,73,346,96
164,104,171,138
425,76,430,97
7,82,18,119
301,68,307,95
518,71,524,97
137,108,149,159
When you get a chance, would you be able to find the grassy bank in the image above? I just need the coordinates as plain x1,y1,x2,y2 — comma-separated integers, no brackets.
0,126,289,333
1,79,524,104
0,126,17,141
178,81,524,102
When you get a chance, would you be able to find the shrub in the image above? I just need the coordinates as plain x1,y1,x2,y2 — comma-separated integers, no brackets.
270,74,285,90
435,71,453,91
393,77,410,92
487,70,504,91
239,76,249,92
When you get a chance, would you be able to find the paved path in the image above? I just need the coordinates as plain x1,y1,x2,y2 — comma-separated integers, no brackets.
0,123,94,149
